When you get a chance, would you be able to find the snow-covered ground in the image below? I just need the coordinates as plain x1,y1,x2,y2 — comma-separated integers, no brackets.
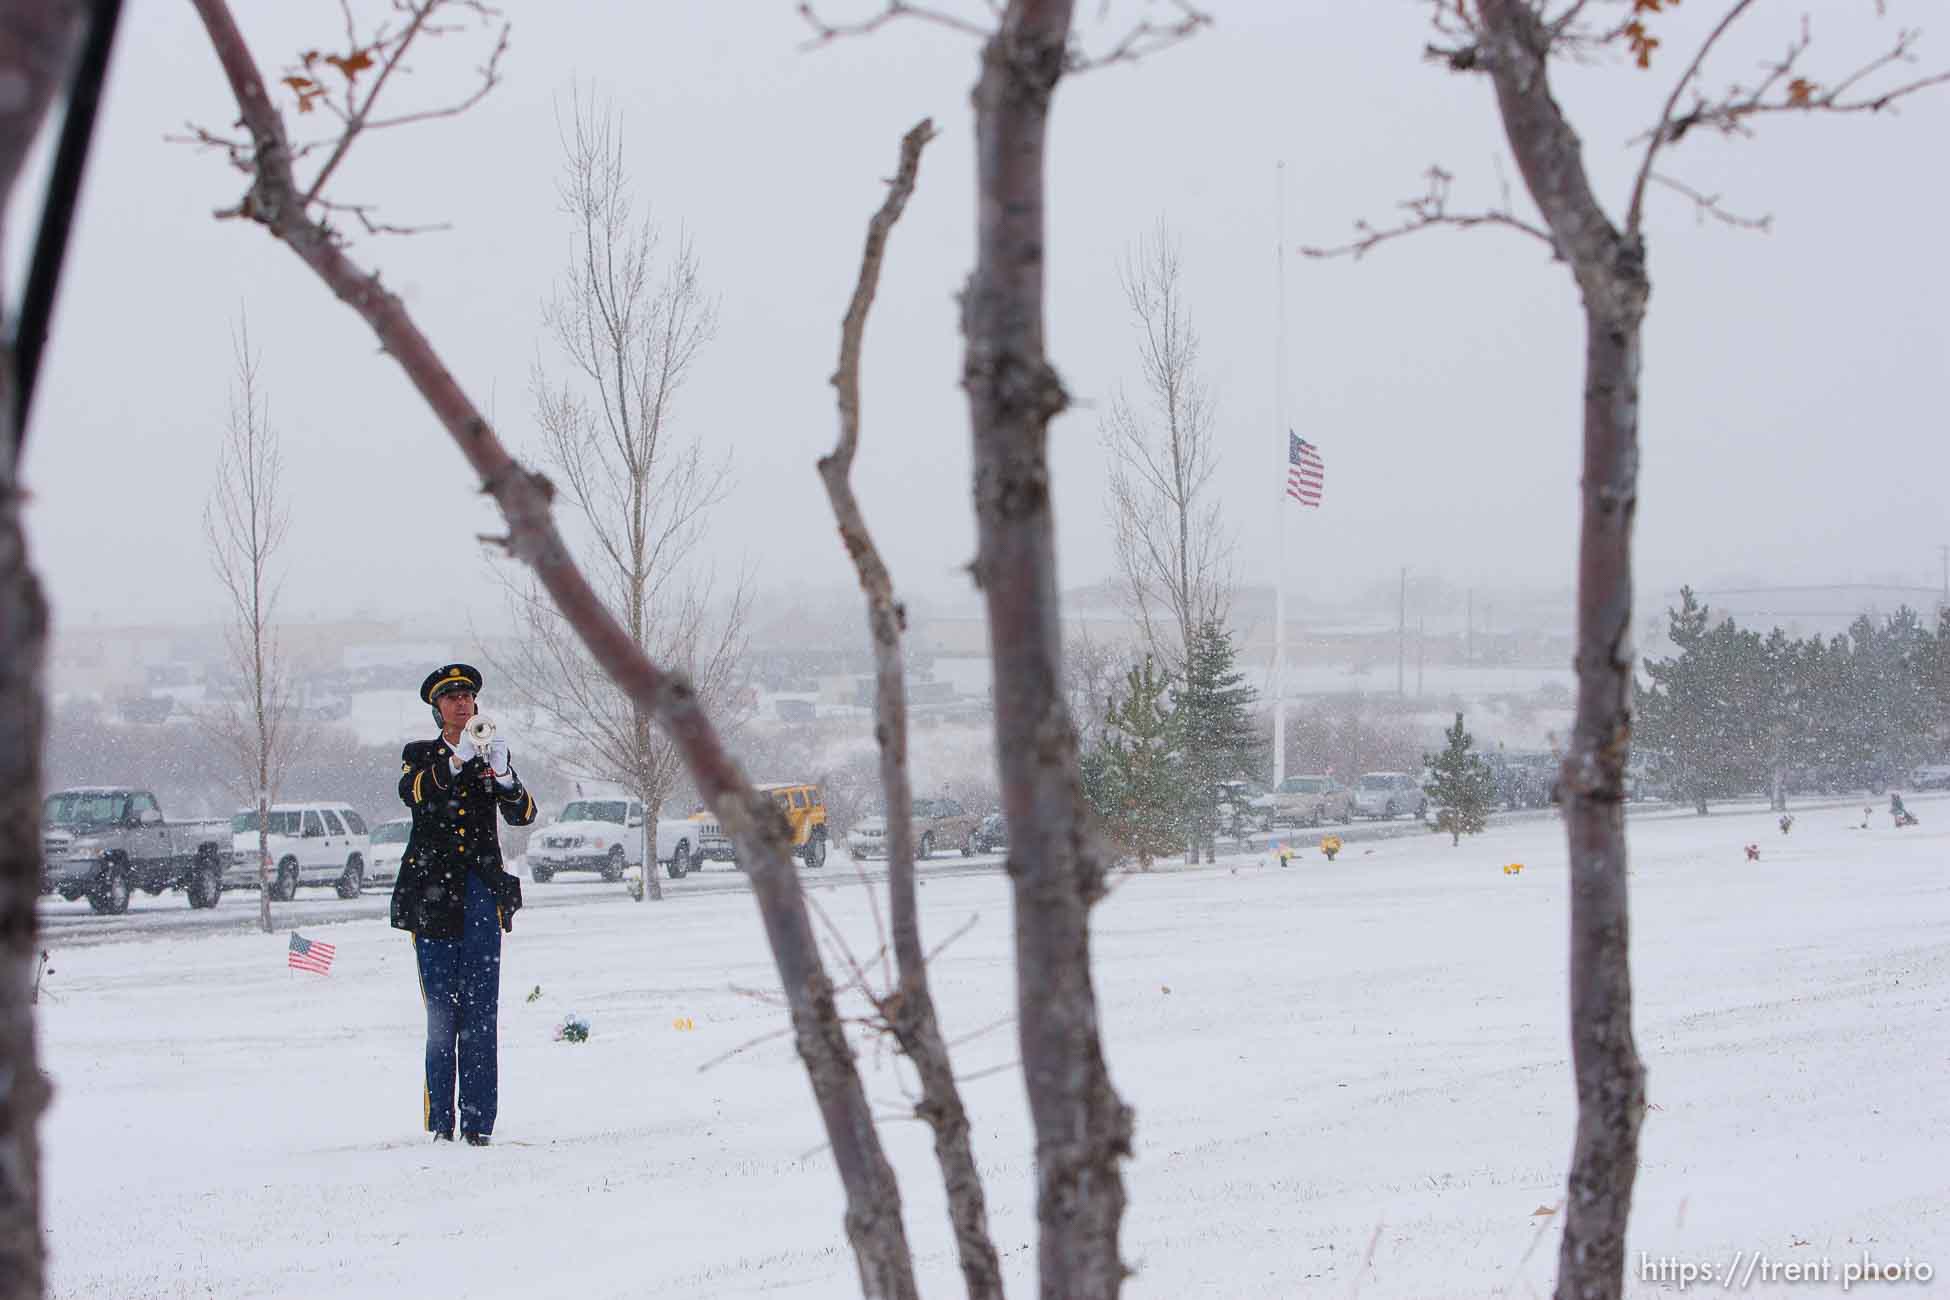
41,797,1950,1298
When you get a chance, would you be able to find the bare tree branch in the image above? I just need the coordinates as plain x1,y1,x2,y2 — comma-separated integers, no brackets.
817,116,1004,1300
311,195,452,237
798,0,991,48
178,0,507,238
1300,163,1556,260
1619,8,1950,232
799,0,1210,71
1626,0,1760,233
1066,0,1209,72
1646,172,1770,232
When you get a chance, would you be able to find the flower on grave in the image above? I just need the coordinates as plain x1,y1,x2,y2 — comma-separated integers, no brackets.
555,1013,591,1043
1319,835,1342,861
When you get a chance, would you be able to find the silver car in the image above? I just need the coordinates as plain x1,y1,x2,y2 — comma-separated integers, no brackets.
1352,771,1428,820
846,797,981,860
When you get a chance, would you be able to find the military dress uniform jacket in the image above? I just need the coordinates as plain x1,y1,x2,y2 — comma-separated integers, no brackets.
389,737,538,939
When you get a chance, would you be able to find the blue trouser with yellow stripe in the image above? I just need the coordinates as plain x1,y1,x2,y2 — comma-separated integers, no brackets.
416,871,502,1137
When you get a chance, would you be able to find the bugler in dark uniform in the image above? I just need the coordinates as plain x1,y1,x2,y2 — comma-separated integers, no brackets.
390,662,537,1146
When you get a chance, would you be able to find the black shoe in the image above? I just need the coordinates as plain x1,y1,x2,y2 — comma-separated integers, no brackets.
462,1132,491,1147
432,1130,455,1143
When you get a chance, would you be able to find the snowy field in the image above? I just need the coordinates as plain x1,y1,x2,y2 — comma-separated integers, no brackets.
40,796,1950,1298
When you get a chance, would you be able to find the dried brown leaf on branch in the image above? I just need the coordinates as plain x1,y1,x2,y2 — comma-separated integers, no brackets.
323,48,376,82
281,75,324,112
1625,19,1660,68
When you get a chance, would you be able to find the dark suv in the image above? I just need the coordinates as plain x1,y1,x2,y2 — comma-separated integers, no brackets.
970,812,1007,854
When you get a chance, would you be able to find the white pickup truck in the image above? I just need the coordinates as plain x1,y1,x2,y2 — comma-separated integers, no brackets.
41,787,235,913
525,797,706,883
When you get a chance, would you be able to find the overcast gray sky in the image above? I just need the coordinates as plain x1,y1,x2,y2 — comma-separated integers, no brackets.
11,1,1949,636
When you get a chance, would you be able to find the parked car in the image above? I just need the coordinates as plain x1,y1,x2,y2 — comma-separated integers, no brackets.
693,782,831,871
528,798,640,882
1215,780,1276,833
229,802,372,900
1352,771,1428,820
970,811,1008,854
1270,774,1354,827
848,795,981,860
1910,764,1950,792
1486,751,1560,810
366,816,410,886
42,786,235,913
1622,751,1652,801
529,797,706,882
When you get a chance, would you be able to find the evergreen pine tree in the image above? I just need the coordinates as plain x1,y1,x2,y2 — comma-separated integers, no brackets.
1097,656,1182,869
1079,743,1118,829
1171,620,1262,862
1933,608,1950,756
1424,711,1493,845
1637,588,1763,813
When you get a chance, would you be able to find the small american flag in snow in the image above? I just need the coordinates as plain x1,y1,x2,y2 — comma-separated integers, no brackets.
1287,433,1324,508
287,932,336,975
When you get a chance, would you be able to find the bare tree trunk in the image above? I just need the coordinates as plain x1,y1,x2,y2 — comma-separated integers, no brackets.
819,118,1003,1300
0,406,51,1300
634,714,663,902
1475,6,1647,1298
257,812,270,931
254,592,271,928
964,6,1134,1298
0,7,88,1294
188,7,915,1292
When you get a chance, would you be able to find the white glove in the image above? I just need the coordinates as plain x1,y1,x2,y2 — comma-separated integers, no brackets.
451,731,480,767
486,737,510,775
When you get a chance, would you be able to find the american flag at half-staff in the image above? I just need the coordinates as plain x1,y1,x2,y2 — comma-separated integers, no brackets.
1287,433,1324,508
287,932,336,975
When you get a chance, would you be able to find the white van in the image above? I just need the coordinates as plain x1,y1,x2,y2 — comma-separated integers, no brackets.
229,802,372,900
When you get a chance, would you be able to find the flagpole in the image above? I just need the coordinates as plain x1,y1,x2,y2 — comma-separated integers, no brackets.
1273,160,1288,790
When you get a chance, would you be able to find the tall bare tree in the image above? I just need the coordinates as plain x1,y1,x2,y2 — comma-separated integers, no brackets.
1307,5,1948,1296
203,320,294,933
1102,221,1232,669
0,6,90,1296
498,90,748,903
